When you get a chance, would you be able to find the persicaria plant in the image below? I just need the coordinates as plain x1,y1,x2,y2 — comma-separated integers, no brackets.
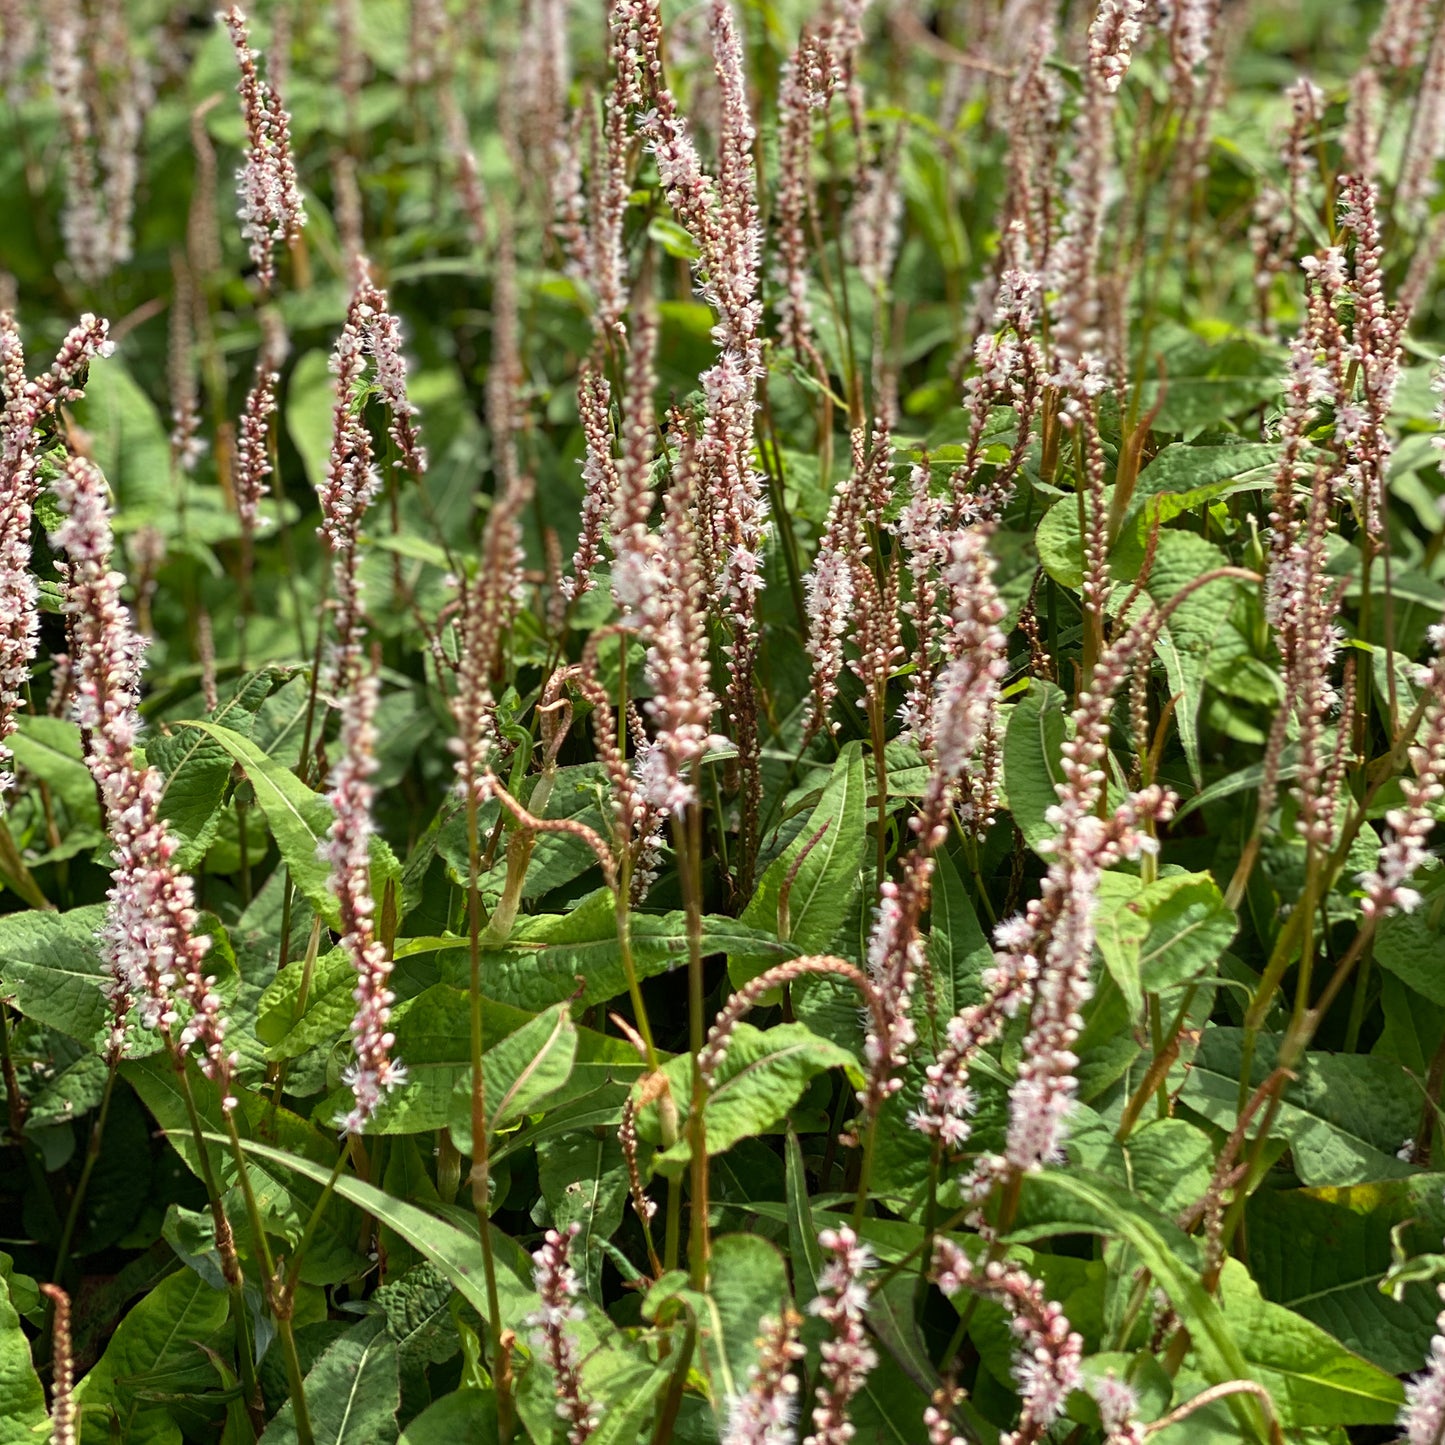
3,1,1445,1443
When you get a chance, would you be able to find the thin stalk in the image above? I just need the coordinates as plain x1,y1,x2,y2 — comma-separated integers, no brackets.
166,1046,264,1430
51,1059,119,1287
464,784,510,1435
221,1111,312,1445
674,797,710,1289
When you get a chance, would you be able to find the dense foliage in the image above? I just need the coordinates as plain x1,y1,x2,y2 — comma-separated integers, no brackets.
3,0,1445,1442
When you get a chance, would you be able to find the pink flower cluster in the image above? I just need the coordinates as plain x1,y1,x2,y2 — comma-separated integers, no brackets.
933,1238,1083,1443
220,6,306,291
325,669,405,1133
51,456,232,1096
526,1224,598,1445
0,312,112,790
1359,627,1445,917
805,1226,878,1445
723,1310,804,1445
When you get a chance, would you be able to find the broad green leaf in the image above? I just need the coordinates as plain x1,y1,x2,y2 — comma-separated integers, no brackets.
1374,972,1445,1075
646,1234,790,1410
74,1267,230,1445
537,1132,629,1301
255,944,355,1057
286,351,336,493
9,716,99,822
733,742,869,987
1376,869,1445,1005
1122,530,1240,787
404,889,794,1013
307,984,641,1136
260,1316,400,1445
447,1003,579,1152
212,1134,535,1324
1215,1259,1402,1427
1002,679,1067,852
1179,1027,1420,1186
1093,870,1236,1014
644,1023,861,1173
924,848,992,1030
176,720,401,931
1006,1170,1270,1442
0,1270,46,1445
0,905,110,1044
1248,1176,1445,1375
71,354,172,516
397,1390,499,1445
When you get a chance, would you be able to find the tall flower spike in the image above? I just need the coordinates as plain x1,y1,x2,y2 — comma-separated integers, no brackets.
805,1226,878,1445
1359,617,1445,917
50,456,232,1097
526,1224,598,1445
234,309,287,537
0,312,113,791
219,5,306,291
326,665,405,1133
723,1309,805,1445
933,1239,1084,1444
41,1284,76,1445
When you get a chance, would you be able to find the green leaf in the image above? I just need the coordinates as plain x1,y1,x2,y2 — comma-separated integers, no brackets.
74,1267,230,1445
1093,871,1236,1014
644,1023,861,1173
0,1270,46,1445
447,1003,579,1152
71,355,172,517
9,716,100,822
1006,1170,1270,1442
397,1390,499,1445
175,720,400,932
1122,531,1241,787
926,849,992,1018
1376,871,1445,1004
1002,679,1068,852
537,1132,629,1301
404,890,794,1013
260,1317,400,1445
645,1234,790,1412
1179,1027,1420,1186
1215,1258,1403,1427
1247,1176,1445,1375
733,742,868,987
309,985,641,1136
286,351,336,494
0,905,110,1044
210,1134,535,1325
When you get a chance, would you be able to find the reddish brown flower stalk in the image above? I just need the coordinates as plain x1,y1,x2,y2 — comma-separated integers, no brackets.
566,356,618,602
51,456,233,1096
774,26,844,354
41,1283,76,1445
449,476,532,808
219,6,305,292
234,309,287,537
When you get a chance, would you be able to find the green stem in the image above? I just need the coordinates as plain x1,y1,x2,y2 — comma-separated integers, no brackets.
51,1059,119,1287
221,1111,312,1445
464,787,510,1436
